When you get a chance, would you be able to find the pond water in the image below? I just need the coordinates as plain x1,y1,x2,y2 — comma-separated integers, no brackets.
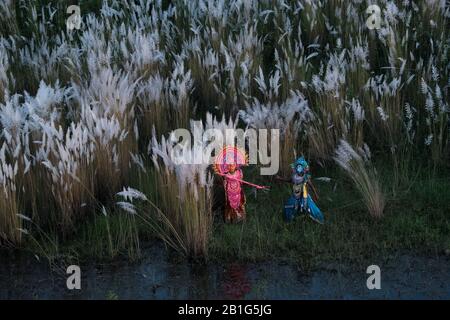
1,244,449,299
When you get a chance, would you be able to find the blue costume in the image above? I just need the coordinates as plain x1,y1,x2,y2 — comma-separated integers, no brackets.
283,157,324,224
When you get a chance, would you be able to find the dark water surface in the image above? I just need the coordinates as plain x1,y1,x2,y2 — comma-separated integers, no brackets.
1,244,449,299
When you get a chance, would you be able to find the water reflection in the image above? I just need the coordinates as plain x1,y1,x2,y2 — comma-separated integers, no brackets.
0,246,449,299
221,263,251,299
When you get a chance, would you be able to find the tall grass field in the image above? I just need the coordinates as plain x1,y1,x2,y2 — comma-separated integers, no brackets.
0,0,448,265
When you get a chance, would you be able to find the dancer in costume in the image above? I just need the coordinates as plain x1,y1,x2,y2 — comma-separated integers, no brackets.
214,146,268,223
281,157,324,224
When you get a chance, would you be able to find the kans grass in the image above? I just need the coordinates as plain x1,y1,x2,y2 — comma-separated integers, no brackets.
0,0,448,267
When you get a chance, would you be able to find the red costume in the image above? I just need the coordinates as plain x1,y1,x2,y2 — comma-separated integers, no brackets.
213,146,268,224
223,167,246,223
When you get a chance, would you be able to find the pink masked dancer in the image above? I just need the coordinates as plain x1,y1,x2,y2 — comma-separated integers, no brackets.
222,162,246,223
214,146,268,223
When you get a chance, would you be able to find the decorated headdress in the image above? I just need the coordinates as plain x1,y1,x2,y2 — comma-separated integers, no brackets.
213,146,248,174
291,156,309,175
